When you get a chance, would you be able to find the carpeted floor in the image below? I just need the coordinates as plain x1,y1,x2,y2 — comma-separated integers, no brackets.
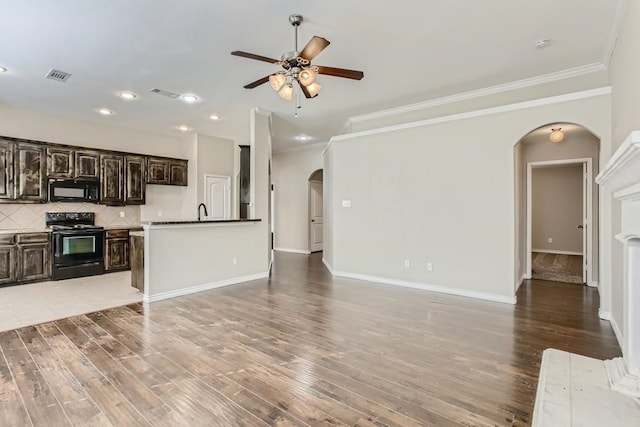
531,252,584,284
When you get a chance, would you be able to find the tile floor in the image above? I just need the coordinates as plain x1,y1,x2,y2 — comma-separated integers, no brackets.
0,271,142,332
533,348,640,426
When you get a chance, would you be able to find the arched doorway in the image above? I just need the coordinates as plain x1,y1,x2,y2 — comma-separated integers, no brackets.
308,169,323,253
514,122,601,289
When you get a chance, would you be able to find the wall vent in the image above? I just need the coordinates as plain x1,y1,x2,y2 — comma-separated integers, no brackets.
45,69,72,82
149,88,180,99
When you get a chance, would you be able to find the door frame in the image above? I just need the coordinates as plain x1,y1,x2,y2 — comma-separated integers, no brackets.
525,157,593,285
308,179,323,253
203,174,231,220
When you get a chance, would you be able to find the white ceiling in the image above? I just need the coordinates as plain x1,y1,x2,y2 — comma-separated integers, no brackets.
0,1,623,151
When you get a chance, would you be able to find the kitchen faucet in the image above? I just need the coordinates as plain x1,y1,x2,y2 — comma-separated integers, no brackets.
197,203,208,221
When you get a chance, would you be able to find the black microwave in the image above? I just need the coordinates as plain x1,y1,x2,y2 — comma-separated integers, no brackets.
48,179,100,203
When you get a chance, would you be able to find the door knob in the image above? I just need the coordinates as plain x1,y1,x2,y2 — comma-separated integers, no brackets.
577,224,584,229
311,219,315,222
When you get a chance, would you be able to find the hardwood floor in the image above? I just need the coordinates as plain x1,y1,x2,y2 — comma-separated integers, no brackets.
0,252,620,426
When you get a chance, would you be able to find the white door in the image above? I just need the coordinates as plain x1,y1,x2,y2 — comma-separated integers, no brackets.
204,175,231,220
309,180,323,252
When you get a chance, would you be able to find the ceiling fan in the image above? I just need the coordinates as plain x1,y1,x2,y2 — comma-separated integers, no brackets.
231,14,364,101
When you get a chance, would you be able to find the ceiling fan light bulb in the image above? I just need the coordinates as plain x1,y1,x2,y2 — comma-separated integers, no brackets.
278,83,294,101
306,82,322,97
298,68,316,86
550,128,564,143
269,73,286,91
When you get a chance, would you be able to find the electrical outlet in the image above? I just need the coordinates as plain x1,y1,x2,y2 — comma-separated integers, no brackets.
403,259,410,268
232,257,238,266
119,211,125,218
342,200,352,208
548,237,553,243
157,211,163,217
426,262,433,271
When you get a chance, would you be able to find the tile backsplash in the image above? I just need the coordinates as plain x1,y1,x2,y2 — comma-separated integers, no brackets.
0,203,140,230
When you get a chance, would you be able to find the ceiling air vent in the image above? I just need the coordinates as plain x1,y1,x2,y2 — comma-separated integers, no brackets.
45,68,72,82
149,88,180,99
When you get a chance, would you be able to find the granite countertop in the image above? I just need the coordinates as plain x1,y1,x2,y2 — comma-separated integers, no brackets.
0,228,51,234
142,219,262,226
130,231,144,237
102,225,143,231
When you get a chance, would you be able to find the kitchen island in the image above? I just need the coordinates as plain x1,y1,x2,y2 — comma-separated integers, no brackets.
139,219,268,302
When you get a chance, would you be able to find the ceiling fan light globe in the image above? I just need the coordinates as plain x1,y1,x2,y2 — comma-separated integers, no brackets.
269,73,286,91
298,68,316,86
306,82,322,97
278,83,294,101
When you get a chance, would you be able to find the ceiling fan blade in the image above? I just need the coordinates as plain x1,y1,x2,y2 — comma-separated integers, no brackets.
297,80,317,99
299,36,330,61
244,75,270,89
231,51,280,64
316,65,364,80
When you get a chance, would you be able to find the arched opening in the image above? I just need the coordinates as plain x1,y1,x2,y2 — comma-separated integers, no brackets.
514,122,601,290
308,169,323,253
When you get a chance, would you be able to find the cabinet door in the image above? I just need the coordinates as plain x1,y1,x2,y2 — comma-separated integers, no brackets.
0,245,17,284
15,143,47,201
47,147,74,178
100,154,124,205
169,159,188,186
125,155,146,204
17,242,50,282
147,157,169,184
105,238,129,271
0,140,14,200
75,150,100,179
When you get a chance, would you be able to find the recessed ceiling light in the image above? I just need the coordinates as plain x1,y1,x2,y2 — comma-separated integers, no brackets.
0,66,7,73
96,108,115,116
181,94,199,103
209,114,222,121
176,125,191,132
117,91,137,100
534,39,551,49
296,135,312,142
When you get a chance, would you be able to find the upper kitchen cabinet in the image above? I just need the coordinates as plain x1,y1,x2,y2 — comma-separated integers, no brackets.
46,146,74,178
75,150,100,180
15,142,46,202
147,156,188,186
0,139,14,200
124,155,146,204
100,154,124,205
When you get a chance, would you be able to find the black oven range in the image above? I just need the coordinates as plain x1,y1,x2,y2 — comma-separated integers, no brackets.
46,212,105,280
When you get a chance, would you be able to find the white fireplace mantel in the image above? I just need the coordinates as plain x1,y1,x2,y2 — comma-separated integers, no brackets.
596,129,640,398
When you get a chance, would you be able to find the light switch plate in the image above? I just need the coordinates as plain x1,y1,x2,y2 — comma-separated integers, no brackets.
342,200,351,208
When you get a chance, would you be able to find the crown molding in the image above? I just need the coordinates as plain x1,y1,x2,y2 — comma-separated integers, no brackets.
325,87,611,154
273,141,328,154
347,63,607,126
603,0,630,65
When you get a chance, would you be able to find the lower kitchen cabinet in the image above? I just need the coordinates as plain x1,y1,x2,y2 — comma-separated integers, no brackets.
15,233,51,282
105,229,130,272
0,242,17,285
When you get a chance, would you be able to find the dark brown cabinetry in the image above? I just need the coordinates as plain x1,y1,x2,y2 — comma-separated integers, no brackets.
0,140,14,200
15,233,50,282
15,143,46,202
130,233,144,291
47,147,74,178
75,150,100,180
125,155,146,204
0,235,17,285
147,157,188,186
100,154,124,205
105,229,130,272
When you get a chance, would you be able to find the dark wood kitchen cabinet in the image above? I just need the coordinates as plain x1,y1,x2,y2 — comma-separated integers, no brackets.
147,156,188,186
169,159,188,186
124,155,146,204
15,233,50,282
15,142,46,202
0,235,17,285
75,150,100,179
47,147,74,178
0,140,14,200
100,154,124,205
104,229,130,272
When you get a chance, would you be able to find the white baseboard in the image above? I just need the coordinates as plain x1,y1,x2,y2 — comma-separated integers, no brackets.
144,272,269,303
322,258,335,274
610,314,624,353
531,249,583,256
274,247,311,255
598,309,611,320
331,270,516,305
516,274,526,292
588,280,598,288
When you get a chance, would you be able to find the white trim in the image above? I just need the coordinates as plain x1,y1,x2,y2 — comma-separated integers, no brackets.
144,272,269,303
589,280,599,289
274,247,311,255
348,64,606,125
273,141,328,154
322,257,335,274
142,221,257,230
331,270,516,305
615,182,640,201
531,249,584,256
599,309,611,320
516,275,526,292
325,87,611,155
610,314,625,353
603,0,630,65
596,130,640,189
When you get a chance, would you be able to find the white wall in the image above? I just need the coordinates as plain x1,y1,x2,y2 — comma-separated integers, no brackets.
532,165,583,253
325,93,611,303
195,134,235,218
272,144,325,253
